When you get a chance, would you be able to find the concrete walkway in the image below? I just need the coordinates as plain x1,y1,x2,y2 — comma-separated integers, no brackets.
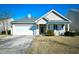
0,35,34,54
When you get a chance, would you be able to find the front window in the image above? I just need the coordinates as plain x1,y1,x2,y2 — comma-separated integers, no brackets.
62,24,64,30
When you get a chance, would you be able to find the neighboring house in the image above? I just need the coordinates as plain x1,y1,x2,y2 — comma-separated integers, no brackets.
66,9,79,32
0,18,14,33
0,21,3,32
11,9,71,36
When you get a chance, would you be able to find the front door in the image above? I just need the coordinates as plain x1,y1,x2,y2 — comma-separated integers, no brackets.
39,24,46,34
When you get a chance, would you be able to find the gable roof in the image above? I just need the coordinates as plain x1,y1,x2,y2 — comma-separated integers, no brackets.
35,9,71,24
12,17,36,24
12,9,71,24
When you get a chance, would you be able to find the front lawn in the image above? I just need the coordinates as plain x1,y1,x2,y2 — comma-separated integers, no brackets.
27,36,79,54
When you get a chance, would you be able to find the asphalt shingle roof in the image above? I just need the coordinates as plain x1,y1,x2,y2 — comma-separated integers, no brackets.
12,17,36,24
48,20,70,24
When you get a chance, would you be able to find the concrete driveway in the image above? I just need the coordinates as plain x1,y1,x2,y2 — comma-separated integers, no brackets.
0,35,34,54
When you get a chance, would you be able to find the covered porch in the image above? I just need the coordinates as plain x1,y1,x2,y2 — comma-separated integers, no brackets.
36,24,66,36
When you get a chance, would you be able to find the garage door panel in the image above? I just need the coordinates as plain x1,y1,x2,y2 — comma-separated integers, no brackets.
12,24,34,35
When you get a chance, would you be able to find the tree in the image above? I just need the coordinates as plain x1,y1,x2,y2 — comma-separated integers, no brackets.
0,10,13,35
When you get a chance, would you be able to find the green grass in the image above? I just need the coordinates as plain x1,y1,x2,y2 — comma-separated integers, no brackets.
27,36,79,54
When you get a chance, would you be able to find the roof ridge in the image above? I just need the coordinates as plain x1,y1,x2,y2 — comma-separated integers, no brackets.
35,9,71,23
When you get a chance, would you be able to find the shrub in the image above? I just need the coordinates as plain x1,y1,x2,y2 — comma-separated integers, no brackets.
8,30,11,35
1,31,6,34
76,32,79,36
64,31,76,36
45,30,54,36
1,30,11,35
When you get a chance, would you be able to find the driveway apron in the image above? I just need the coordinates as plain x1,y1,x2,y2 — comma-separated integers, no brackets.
0,35,34,54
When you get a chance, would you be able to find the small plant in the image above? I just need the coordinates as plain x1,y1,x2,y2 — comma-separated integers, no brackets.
8,30,11,35
76,32,79,36
1,30,11,35
64,31,76,36
1,31,6,34
45,30,54,36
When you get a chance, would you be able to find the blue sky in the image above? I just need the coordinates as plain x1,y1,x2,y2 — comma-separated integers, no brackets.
0,4,79,20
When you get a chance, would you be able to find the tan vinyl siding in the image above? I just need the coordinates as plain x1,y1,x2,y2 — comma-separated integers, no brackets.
45,12,63,21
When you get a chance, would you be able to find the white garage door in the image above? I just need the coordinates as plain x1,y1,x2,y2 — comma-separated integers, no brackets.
12,24,34,35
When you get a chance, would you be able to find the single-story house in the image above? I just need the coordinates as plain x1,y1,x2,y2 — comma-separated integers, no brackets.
11,9,71,36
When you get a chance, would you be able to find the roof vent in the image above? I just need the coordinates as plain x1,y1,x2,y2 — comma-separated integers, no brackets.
28,13,31,19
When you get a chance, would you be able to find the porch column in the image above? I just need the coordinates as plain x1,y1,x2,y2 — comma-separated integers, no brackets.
36,24,40,35
38,24,40,34
68,24,70,31
46,24,48,31
63,25,65,32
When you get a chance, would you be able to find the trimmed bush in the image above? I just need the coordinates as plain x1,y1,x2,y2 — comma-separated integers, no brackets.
1,31,6,34
64,31,76,36
45,30,54,36
1,30,11,35
76,32,79,36
8,30,11,35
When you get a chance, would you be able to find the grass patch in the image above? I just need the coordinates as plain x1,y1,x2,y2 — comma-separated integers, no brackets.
27,36,79,54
